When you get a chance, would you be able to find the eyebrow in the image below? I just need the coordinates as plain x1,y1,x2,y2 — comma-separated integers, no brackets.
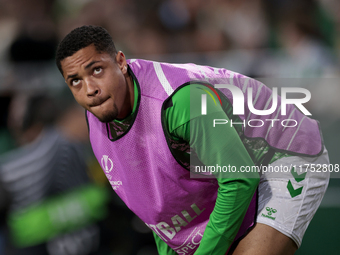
67,74,78,80
85,60,100,70
66,61,101,80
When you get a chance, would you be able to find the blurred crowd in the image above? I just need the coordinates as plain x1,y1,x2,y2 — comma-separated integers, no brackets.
0,0,340,255
0,0,339,76
0,0,339,61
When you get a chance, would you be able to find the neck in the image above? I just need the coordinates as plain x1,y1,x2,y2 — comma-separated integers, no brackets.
116,72,134,120
127,73,134,111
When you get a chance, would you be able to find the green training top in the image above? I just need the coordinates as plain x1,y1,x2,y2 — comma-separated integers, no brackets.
110,80,262,254
157,84,259,254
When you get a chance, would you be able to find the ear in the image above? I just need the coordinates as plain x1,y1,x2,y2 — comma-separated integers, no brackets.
115,51,128,75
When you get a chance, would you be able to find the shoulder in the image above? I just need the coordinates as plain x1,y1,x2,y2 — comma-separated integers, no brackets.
164,83,224,133
171,83,223,115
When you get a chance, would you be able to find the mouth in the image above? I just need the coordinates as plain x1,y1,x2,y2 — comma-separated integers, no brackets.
89,97,110,107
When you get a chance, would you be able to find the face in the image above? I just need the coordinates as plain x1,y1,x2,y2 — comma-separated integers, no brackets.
60,44,133,123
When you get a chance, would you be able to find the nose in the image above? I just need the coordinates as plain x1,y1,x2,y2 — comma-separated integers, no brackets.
85,78,100,96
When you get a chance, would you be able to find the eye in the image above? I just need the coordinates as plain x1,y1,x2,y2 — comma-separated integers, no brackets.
93,67,102,75
71,79,81,86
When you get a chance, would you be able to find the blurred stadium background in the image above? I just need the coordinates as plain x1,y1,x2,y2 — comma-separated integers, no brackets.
0,0,339,254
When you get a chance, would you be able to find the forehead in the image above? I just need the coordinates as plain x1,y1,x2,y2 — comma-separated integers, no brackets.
61,45,109,77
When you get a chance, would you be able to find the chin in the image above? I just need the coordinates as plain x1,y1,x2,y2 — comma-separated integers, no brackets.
91,104,118,123
93,110,117,123
98,113,117,123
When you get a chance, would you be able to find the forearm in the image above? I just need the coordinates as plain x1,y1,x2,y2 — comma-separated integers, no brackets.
194,178,258,254
178,113,259,254
166,84,259,253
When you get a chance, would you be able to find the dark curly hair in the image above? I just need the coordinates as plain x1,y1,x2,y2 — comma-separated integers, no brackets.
56,25,117,75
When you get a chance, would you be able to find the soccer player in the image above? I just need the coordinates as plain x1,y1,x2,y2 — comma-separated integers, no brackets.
56,25,330,255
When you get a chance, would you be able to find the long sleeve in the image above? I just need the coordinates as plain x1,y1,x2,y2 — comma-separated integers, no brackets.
165,84,259,254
